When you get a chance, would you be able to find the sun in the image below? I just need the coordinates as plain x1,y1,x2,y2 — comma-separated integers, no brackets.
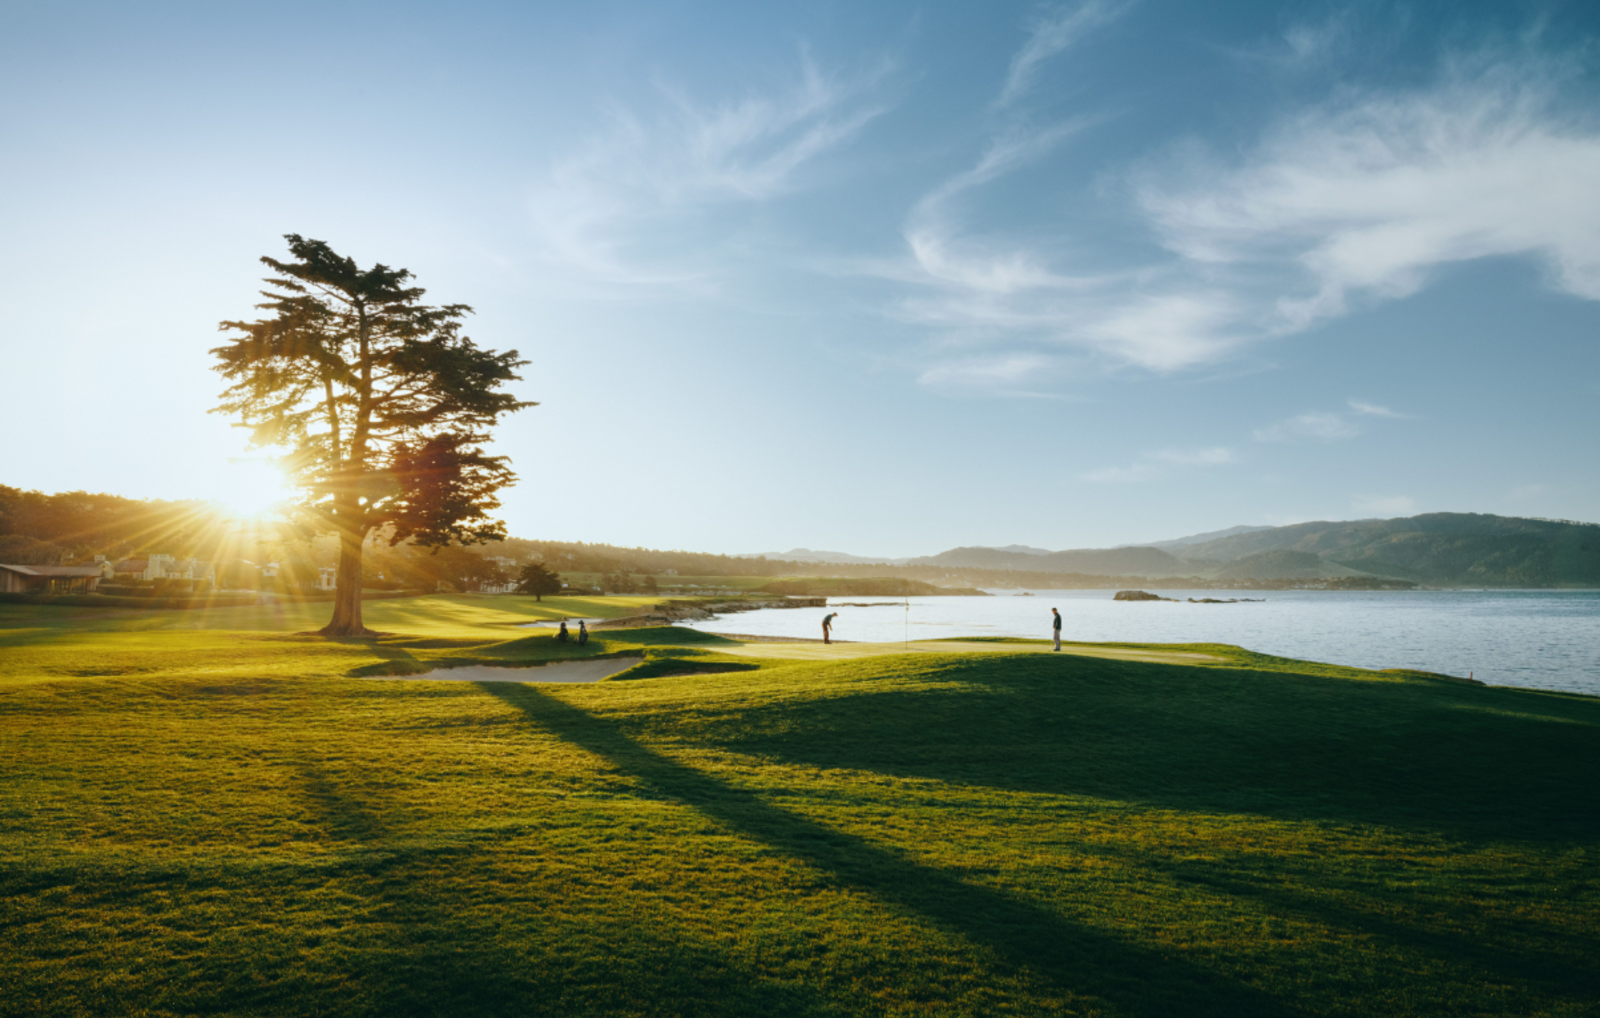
215,459,291,520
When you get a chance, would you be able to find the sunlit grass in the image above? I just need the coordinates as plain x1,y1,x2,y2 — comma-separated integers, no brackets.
1,598,1596,1016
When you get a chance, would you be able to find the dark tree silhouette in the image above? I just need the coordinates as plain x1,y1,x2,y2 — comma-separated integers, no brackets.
212,235,533,636
516,562,562,601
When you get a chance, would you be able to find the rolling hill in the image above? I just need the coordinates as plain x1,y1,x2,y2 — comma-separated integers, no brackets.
1172,513,1600,586
904,514,1600,586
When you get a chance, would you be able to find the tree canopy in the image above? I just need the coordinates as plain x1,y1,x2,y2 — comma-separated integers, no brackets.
515,562,562,601
212,235,533,635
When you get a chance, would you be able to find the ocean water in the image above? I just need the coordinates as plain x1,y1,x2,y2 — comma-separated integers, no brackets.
680,589,1600,697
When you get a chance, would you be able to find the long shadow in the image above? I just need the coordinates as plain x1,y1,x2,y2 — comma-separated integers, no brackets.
1120,850,1600,1004
274,756,843,1017
293,760,394,844
700,654,1600,844
480,682,1306,1018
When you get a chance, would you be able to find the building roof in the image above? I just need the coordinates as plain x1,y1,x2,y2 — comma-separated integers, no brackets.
113,559,148,572
0,564,104,577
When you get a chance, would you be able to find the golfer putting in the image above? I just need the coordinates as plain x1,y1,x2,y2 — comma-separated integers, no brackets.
822,611,838,644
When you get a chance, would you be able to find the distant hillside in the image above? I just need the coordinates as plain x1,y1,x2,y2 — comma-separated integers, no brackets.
1142,525,1274,551
1212,550,1368,581
912,545,1192,576
1171,513,1600,586
896,513,1599,586
743,548,899,565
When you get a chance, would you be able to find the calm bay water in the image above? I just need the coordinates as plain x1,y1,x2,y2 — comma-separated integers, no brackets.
681,589,1600,697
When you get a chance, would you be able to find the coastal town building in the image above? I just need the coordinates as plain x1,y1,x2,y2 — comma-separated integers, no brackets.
0,563,105,594
108,554,214,584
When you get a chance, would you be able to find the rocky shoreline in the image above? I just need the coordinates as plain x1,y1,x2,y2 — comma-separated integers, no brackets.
589,596,825,629
1114,590,1263,603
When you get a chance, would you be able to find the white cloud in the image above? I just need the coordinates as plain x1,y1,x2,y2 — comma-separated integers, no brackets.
998,0,1134,107
529,55,890,288
1153,446,1236,466
1140,62,1600,330
916,353,1058,394
1083,444,1236,483
1282,19,1346,63
1254,412,1360,443
890,2,1263,377
1255,399,1414,442
1354,494,1416,515
892,45,1600,391
1347,398,1407,418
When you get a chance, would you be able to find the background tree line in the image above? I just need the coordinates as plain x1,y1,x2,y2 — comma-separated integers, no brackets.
0,484,517,594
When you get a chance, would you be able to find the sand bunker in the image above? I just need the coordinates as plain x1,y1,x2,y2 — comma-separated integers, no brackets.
385,657,642,684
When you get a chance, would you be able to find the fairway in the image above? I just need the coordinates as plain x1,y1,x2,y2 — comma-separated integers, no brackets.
2,595,1598,1017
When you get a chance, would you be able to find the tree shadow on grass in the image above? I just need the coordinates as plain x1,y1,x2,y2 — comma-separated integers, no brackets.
1120,849,1600,1007
480,682,1305,1018
342,642,430,677
270,758,849,1017
700,654,1600,845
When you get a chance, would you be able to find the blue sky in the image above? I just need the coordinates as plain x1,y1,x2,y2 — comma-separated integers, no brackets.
3,0,1598,555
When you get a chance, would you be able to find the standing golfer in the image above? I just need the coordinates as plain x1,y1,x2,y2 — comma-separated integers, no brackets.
1051,607,1062,651
822,611,838,644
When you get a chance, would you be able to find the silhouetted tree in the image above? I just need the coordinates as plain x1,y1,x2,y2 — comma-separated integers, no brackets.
516,562,562,601
212,235,533,636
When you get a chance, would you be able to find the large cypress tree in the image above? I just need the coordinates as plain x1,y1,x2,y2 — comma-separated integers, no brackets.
212,235,533,636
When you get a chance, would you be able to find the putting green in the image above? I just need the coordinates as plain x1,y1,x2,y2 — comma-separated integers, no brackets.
691,635,1223,665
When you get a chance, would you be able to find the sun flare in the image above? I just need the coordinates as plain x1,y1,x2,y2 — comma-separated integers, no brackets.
215,459,290,520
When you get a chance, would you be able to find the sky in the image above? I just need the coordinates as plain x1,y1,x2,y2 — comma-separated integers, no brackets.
3,0,1598,557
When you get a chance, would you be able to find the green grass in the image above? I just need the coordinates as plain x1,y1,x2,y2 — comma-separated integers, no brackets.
2,597,1597,1016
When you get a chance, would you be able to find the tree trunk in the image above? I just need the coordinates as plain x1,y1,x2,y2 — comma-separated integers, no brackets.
320,515,376,637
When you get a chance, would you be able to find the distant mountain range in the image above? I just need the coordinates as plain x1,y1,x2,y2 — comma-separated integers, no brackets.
747,514,1600,587
1137,525,1274,551
750,548,902,566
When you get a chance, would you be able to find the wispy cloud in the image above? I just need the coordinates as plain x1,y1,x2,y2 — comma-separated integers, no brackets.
1235,9,1362,70
1254,398,1411,442
1084,444,1236,483
892,38,1600,393
997,0,1134,108
1347,398,1407,418
529,54,890,288
1153,446,1236,466
916,353,1061,396
888,2,1180,390
1282,17,1349,63
1140,59,1600,330
1254,412,1361,443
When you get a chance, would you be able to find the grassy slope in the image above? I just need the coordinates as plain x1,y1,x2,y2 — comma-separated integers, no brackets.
1,597,1598,1017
